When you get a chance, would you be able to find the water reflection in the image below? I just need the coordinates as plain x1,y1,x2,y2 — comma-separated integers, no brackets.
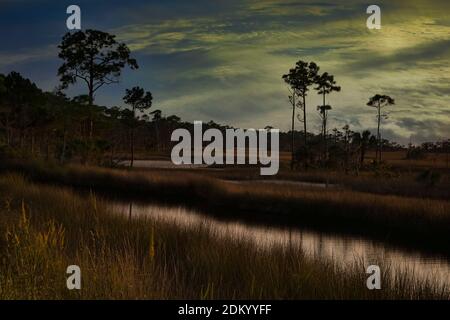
114,202,450,290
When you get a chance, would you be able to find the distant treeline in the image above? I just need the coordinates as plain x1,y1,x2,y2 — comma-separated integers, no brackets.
1,29,448,170
0,70,448,168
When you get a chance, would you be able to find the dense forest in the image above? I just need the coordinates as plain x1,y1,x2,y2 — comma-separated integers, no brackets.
0,30,448,170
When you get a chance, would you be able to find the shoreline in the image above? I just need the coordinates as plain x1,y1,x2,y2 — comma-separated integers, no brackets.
1,160,449,260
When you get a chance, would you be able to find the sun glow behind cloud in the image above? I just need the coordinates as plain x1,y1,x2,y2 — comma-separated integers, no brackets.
0,0,449,144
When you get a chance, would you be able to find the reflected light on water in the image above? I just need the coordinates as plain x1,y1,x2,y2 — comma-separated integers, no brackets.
113,202,450,290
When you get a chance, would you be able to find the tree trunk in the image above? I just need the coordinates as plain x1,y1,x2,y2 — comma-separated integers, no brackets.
83,59,96,164
324,113,328,161
290,93,295,170
60,127,67,164
154,122,160,152
303,94,307,170
30,129,35,155
128,202,133,220
88,58,95,140
376,103,381,164
130,128,134,168
88,92,94,140
130,106,136,168
360,143,366,166
322,92,327,165
46,133,50,161
110,143,115,167
5,116,11,146
446,147,449,169
19,129,24,150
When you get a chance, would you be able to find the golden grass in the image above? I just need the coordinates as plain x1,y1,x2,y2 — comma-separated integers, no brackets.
0,174,448,299
1,160,450,255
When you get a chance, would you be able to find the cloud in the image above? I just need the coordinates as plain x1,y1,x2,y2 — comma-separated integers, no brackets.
345,39,450,72
0,45,57,68
0,0,449,144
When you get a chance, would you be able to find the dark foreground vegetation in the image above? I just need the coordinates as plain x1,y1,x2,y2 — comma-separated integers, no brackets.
1,160,449,259
0,174,447,299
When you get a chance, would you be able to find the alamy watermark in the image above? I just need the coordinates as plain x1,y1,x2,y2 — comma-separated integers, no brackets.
171,121,280,175
66,265,81,290
66,5,81,30
366,5,381,29
66,4,381,32
366,265,381,290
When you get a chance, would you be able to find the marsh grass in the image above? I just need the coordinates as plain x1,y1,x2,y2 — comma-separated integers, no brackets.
1,160,450,256
0,174,448,299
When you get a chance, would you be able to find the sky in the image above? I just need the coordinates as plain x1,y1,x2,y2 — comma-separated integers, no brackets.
0,0,449,144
